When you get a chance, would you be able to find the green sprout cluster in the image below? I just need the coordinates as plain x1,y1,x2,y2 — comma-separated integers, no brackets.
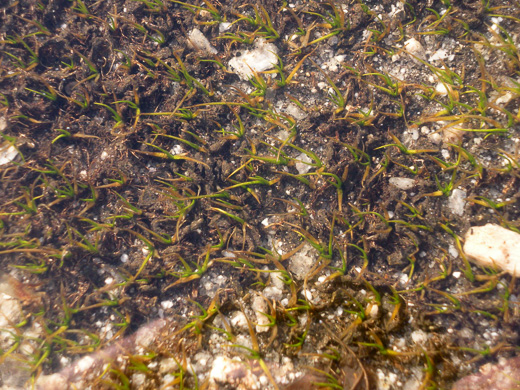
0,0,519,388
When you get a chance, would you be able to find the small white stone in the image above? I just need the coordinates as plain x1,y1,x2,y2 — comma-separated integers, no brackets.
0,292,22,350
222,251,236,258
404,38,426,63
317,81,328,90
301,289,312,300
170,144,184,155
252,295,270,333
219,22,232,32
464,224,520,276
0,293,22,328
429,48,449,62
0,116,7,131
187,29,217,54
411,329,428,345
448,189,466,216
192,352,212,373
403,367,424,390
263,286,283,301
435,82,449,95
230,311,249,331
450,243,460,258
389,177,415,190
288,243,317,280
495,91,514,106
377,369,399,390
443,127,465,144
368,304,379,319
270,271,286,290
35,374,69,390
295,152,313,174
209,356,255,388
75,355,95,374
131,373,146,386
285,103,307,121
79,170,88,179
429,132,442,144
159,357,179,374
160,300,174,309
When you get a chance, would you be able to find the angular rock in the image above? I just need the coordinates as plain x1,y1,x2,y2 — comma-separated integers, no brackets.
228,39,278,80
464,224,520,276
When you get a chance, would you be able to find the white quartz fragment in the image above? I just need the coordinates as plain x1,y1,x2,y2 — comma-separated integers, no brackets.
228,39,278,80
464,224,520,276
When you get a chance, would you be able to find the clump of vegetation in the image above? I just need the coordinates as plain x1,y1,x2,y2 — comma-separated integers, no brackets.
0,0,519,389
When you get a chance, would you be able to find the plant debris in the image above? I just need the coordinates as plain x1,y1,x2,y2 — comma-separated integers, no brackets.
0,0,520,389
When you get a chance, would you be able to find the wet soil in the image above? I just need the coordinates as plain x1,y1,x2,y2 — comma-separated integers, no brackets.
0,0,520,389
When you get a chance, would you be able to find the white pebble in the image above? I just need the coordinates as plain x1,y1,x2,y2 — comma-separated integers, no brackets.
404,38,426,62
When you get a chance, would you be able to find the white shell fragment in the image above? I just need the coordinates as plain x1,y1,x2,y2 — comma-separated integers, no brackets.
187,29,217,55
464,224,520,276
228,39,278,80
